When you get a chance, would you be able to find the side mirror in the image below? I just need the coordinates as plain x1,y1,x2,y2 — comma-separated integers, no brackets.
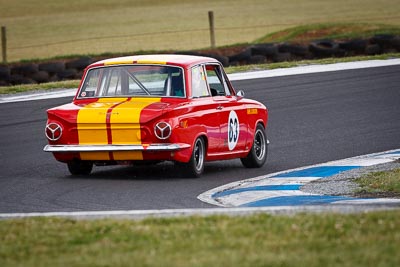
236,90,245,100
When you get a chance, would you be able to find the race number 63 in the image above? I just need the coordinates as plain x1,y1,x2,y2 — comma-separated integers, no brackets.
228,110,239,150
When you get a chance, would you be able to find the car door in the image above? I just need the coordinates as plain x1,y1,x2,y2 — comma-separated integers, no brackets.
204,64,248,153
188,64,222,156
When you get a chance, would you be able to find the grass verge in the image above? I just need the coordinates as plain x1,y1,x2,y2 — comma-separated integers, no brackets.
256,23,400,43
1,211,400,267
0,80,80,95
355,168,400,198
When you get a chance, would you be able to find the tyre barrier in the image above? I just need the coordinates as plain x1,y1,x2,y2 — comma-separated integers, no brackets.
338,39,368,53
31,71,50,83
65,56,93,70
1,35,400,86
57,69,78,80
309,39,341,58
228,48,252,63
365,44,382,55
39,62,65,74
272,52,292,62
250,43,279,57
11,63,39,76
370,34,395,48
249,55,267,64
392,36,400,50
279,43,309,57
0,65,10,81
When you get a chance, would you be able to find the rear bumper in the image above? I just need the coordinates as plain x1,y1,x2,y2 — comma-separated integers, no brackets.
43,143,191,153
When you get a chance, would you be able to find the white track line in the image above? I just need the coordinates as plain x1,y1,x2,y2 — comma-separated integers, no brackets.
1,205,399,220
0,89,76,103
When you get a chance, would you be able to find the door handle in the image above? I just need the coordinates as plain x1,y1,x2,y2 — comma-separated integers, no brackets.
216,105,223,110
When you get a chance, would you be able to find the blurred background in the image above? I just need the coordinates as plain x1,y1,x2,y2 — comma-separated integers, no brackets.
1,0,400,62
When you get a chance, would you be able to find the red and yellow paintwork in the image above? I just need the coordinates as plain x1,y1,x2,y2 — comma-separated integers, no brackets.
45,55,268,165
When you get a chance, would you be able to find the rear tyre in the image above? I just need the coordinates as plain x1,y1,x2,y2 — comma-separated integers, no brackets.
67,160,93,175
182,137,205,177
241,124,268,168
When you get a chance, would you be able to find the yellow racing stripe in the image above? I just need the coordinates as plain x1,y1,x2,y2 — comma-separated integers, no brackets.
77,98,126,160
136,59,167,65
111,98,161,160
77,97,161,161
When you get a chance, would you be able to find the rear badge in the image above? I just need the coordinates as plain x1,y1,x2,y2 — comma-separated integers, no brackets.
45,123,62,141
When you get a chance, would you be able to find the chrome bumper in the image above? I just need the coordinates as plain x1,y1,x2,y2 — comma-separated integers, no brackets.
44,143,191,153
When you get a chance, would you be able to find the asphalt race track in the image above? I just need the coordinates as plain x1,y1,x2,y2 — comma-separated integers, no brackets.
0,65,399,213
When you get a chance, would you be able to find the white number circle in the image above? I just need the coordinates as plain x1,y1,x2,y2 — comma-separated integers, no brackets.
228,110,239,151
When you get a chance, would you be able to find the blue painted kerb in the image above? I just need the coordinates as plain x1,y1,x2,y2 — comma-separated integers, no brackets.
273,166,360,178
212,166,360,199
212,185,302,198
241,195,355,207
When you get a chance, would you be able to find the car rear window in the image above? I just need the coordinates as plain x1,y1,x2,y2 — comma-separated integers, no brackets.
78,65,185,98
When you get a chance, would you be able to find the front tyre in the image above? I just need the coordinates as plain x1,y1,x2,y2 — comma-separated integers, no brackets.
67,160,93,175
241,124,268,168
182,137,206,177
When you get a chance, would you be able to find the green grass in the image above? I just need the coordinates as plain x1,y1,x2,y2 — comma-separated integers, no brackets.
1,0,400,62
355,168,400,196
0,80,80,95
1,211,400,267
256,23,400,43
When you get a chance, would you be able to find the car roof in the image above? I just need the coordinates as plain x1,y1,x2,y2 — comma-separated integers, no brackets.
88,54,220,69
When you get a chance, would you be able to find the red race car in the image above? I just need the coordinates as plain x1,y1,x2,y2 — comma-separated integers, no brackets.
44,55,268,177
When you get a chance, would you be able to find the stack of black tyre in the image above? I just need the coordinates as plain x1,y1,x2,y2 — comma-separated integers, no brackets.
225,34,400,65
0,57,92,86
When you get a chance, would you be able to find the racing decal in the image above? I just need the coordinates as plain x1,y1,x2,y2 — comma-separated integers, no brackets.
247,108,258,115
228,110,239,151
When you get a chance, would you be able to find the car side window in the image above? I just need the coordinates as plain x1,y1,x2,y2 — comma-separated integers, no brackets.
80,69,100,97
206,64,231,96
205,64,231,96
106,68,123,96
191,65,210,98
